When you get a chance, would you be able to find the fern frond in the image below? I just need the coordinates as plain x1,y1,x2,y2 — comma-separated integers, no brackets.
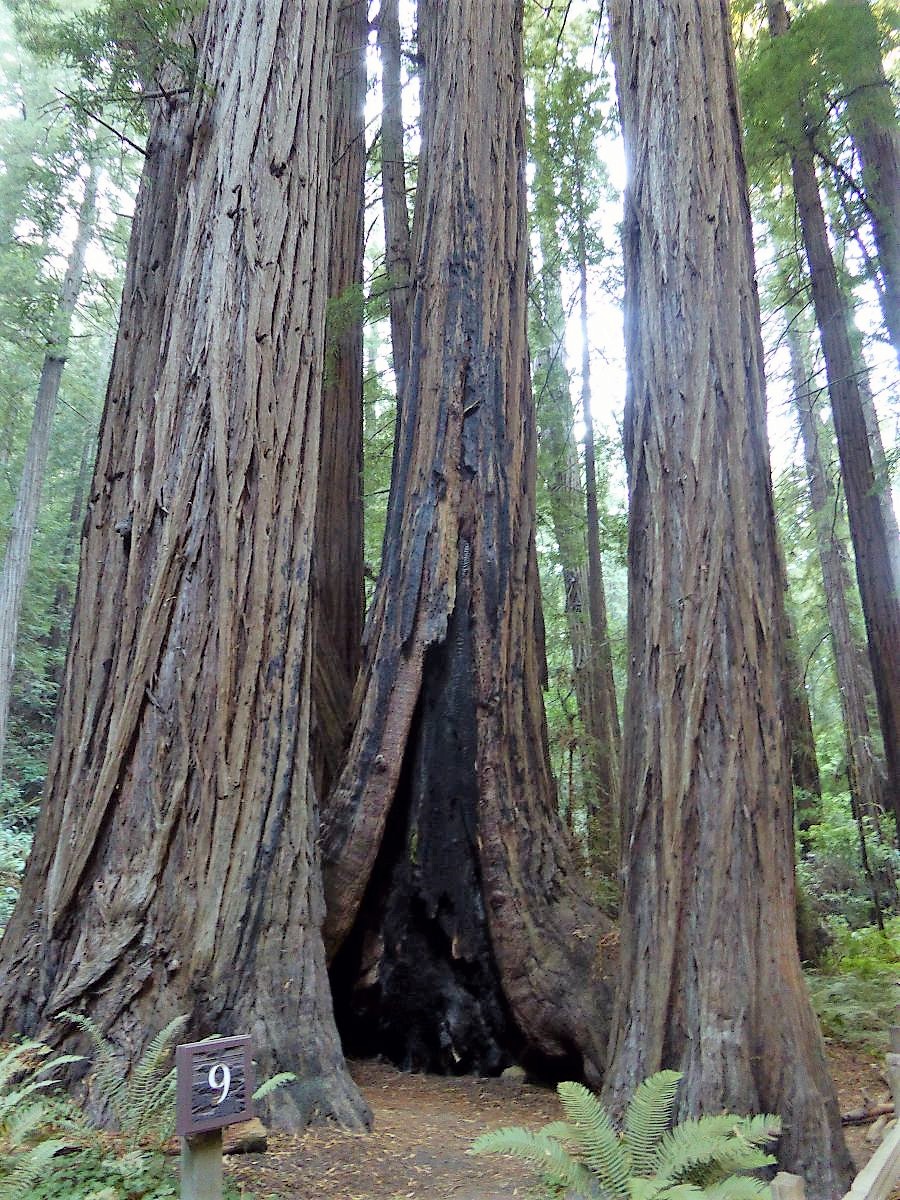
0,1043,49,1092
624,1070,683,1176
122,1013,188,1135
4,1099,56,1146
59,1011,127,1126
0,1138,67,1200
701,1178,771,1200
252,1072,296,1102
558,1081,631,1198
656,1185,706,1200
657,1114,780,1184
471,1126,594,1193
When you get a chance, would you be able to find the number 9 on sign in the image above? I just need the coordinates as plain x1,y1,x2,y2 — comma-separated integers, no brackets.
208,1063,231,1106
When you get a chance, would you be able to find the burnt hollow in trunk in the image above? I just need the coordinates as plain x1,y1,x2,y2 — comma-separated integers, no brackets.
332,561,522,1075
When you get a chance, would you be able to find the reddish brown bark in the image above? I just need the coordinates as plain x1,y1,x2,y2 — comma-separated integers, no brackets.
314,0,367,799
0,0,368,1130
604,2,853,1194
323,0,611,1083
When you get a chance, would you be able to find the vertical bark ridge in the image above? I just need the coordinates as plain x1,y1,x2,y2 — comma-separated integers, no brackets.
323,0,612,1084
605,3,853,1194
0,0,369,1130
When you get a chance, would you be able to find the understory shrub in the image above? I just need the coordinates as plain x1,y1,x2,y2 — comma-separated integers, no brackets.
805,914,900,1051
471,1069,781,1199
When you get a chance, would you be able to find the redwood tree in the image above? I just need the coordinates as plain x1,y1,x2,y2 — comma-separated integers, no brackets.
314,0,367,799
766,0,900,829
604,1,853,1194
0,0,368,1129
322,0,611,1083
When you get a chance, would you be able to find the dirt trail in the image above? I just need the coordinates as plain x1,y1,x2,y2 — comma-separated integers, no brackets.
226,1051,895,1199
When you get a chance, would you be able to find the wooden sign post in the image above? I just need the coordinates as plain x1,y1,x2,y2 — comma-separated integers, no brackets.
176,1036,256,1200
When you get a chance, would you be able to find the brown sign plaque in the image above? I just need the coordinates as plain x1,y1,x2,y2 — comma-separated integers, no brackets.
176,1036,255,1137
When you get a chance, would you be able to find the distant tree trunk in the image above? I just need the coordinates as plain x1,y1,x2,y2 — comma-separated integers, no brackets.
767,0,900,831
379,0,412,402
782,591,822,833
0,0,369,1131
844,0,900,361
45,432,95,669
0,165,97,784
604,2,853,1194
314,0,367,799
531,84,620,876
323,0,612,1084
574,193,621,874
788,326,887,829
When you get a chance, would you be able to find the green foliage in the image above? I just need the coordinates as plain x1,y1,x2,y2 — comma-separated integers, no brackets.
60,1011,187,1145
13,0,202,132
806,915,900,1051
797,794,898,927
471,1071,780,1199
0,1039,85,1199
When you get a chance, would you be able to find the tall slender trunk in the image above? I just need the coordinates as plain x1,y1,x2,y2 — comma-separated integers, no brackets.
314,0,367,799
788,326,887,829
379,0,412,402
782,592,822,833
45,432,95,669
322,0,612,1084
574,189,621,874
0,165,97,783
844,0,900,362
0,0,369,1130
531,189,619,875
767,0,900,829
605,2,853,1192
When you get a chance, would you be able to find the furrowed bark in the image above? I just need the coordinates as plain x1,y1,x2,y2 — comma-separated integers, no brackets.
323,0,612,1084
0,0,369,1130
314,0,367,799
767,0,900,830
605,2,853,1194
0,166,97,783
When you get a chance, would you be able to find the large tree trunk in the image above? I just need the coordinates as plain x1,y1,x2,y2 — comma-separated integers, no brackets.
0,166,97,783
604,3,853,1194
322,0,612,1085
378,0,412,402
0,0,368,1130
844,0,900,362
313,0,367,800
767,0,900,830
788,325,887,829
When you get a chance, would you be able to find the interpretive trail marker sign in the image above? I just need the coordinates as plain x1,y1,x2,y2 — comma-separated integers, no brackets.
176,1036,256,1200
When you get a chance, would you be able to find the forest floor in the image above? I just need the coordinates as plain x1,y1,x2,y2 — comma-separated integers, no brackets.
225,1048,896,1200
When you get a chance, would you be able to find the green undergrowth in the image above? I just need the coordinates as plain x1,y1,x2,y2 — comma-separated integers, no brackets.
806,915,900,1052
471,1069,781,1199
0,1015,287,1199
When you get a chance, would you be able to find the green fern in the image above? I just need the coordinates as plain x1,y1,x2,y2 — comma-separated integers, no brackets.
60,1011,187,1143
557,1080,630,1196
0,1040,87,1198
470,1071,782,1200
252,1071,296,1103
470,1125,594,1194
624,1069,682,1175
